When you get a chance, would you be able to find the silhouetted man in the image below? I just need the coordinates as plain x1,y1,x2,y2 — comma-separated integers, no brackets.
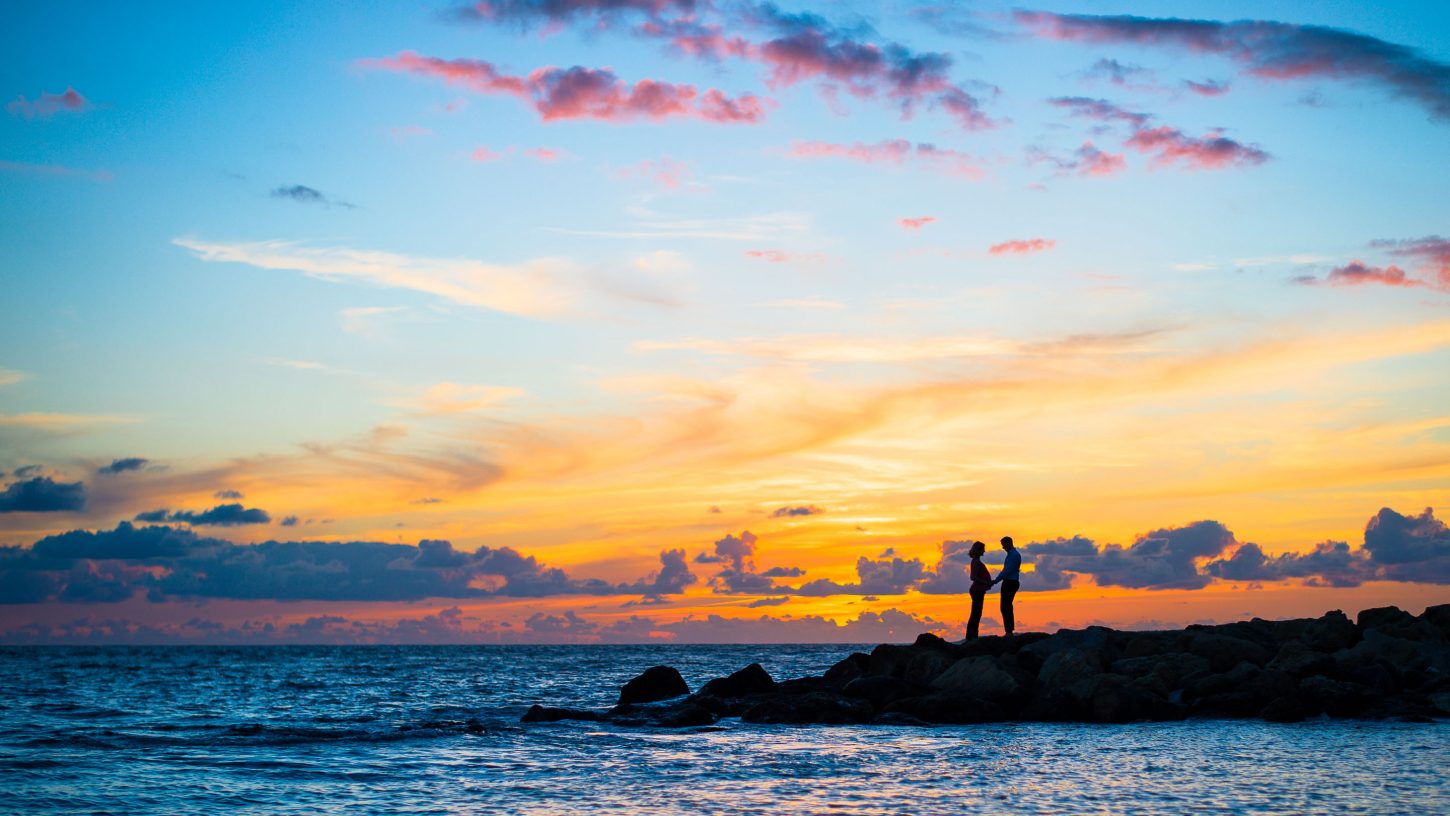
992,536,1021,637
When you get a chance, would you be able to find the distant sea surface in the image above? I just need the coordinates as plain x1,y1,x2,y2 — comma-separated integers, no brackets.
3,645,1446,815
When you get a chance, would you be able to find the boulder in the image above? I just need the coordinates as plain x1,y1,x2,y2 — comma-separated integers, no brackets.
1119,631,1180,659
1301,610,1359,652
867,644,917,678
1260,695,1310,723
1019,626,1115,670
1299,675,1369,717
823,652,871,684
1186,633,1272,672
1420,604,1450,639
842,675,928,709
1357,606,1415,631
884,693,1000,725
932,656,1020,703
902,649,957,685
1266,639,1335,678
742,693,874,725
700,663,775,698
619,665,689,705
1038,647,1103,697
522,704,602,723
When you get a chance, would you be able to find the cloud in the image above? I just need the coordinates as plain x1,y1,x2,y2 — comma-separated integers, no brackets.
406,382,525,415
989,238,1056,255
0,159,113,182
214,490,243,499
0,412,132,432
1049,96,1268,170
615,155,691,188
1203,540,1369,587
760,566,805,578
1016,11,1450,122
794,555,928,596
524,147,563,161
1185,78,1231,96
746,596,790,607
770,505,822,518
0,523,704,603
0,367,25,387
173,237,603,319
97,458,148,475
135,503,272,526
744,249,827,264
1295,261,1422,289
1372,236,1450,288
1125,125,1269,170
457,0,699,27
1363,506,1450,582
470,146,504,162
362,52,765,123
898,216,936,231
6,87,91,118
0,476,87,513
786,139,985,178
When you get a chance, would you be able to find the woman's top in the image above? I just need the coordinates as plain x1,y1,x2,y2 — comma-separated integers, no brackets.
969,556,992,594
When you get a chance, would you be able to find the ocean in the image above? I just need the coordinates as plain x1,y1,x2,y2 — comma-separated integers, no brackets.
3,645,1446,815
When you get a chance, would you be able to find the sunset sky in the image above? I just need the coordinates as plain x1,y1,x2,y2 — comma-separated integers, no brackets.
2,0,1449,643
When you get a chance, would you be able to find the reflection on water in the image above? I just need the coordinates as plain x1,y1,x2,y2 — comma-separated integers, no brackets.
3,646,1445,815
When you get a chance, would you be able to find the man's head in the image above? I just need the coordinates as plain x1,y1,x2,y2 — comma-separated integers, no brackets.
1000,536,1014,550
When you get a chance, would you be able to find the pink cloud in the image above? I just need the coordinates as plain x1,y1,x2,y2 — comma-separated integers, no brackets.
390,124,433,142
362,51,765,124
471,146,505,162
1073,141,1127,176
1125,125,1269,169
744,249,826,264
1373,236,1450,289
616,155,691,188
1016,11,1450,121
1185,79,1231,96
787,139,984,178
6,87,91,119
989,238,1056,255
1306,261,1422,288
898,216,937,231
524,147,563,162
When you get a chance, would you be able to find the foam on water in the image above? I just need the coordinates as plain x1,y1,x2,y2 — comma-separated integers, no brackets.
2,646,1446,815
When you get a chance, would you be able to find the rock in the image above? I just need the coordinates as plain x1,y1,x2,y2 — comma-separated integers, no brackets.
1301,610,1359,652
884,693,1000,724
619,665,689,705
1186,633,1272,672
842,675,928,709
871,711,932,727
1119,631,1180,659
867,644,916,678
700,663,775,698
1336,629,1450,681
902,649,956,685
655,703,718,728
1429,691,1450,716
1019,626,1115,670
1357,606,1415,631
1260,696,1310,723
1299,675,1369,717
742,693,874,725
1266,640,1335,678
932,656,1020,703
1039,647,1102,696
913,632,955,651
522,704,602,723
1073,674,1176,723
823,652,871,684
1421,604,1450,639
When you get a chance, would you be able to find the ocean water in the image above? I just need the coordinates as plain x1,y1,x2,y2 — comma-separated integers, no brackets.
2,646,1446,815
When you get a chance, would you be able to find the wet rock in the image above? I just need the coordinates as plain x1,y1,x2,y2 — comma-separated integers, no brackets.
902,649,956,685
522,705,602,723
1266,639,1335,678
619,665,689,705
823,652,871,684
867,644,917,678
742,693,873,725
932,656,1020,704
700,663,775,698
884,693,999,724
843,675,927,709
1019,626,1115,669
1299,675,1370,717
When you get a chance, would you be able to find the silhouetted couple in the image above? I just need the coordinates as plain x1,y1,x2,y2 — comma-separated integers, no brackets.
965,536,1021,641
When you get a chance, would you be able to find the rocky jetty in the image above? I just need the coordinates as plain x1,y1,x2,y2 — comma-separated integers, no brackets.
522,605,1450,727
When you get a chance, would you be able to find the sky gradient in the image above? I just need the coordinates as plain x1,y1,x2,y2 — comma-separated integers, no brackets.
2,0,1449,643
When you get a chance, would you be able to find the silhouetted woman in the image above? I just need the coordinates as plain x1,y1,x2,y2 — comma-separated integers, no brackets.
966,540,991,640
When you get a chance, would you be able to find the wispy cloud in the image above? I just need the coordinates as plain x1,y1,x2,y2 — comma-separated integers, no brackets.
989,238,1056,255
174,237,610,318
898,216,937,231
6,87,91,119
402,382,526,416
1017,11,1450,122
0,159,113,182
785,139,985,178
361,51,766,124
0,412,134,432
